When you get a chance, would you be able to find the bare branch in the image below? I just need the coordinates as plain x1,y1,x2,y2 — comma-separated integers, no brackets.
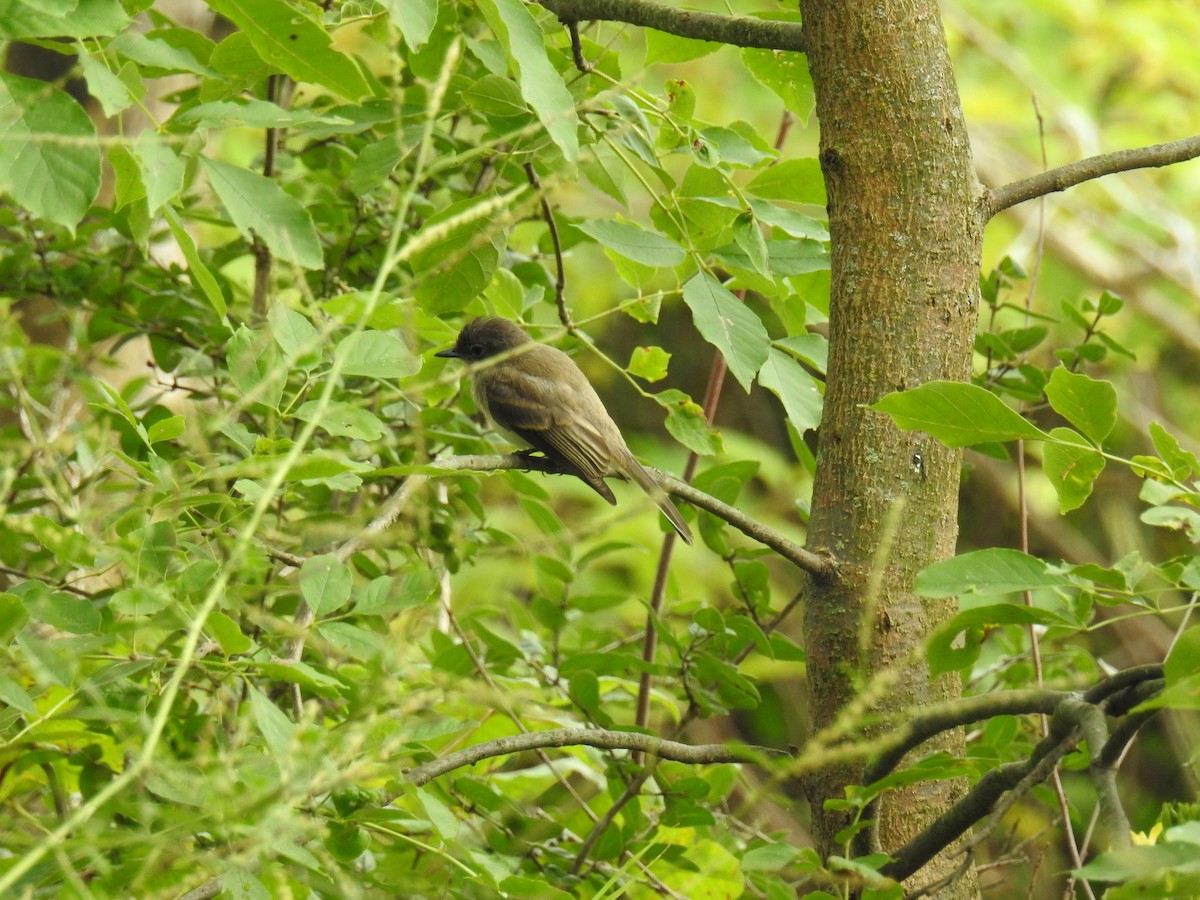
425,453,837,579
984,134,1200,219
538,0,805,52
405,727,784,786
523,162,571,329
875,672,1163,878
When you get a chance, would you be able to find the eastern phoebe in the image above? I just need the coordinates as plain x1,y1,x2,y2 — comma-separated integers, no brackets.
436,317,693,544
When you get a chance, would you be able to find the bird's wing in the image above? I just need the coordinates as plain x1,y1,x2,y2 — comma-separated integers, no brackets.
481,366,614,482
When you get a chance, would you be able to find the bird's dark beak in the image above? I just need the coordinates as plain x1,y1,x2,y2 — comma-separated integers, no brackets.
435,347,461,359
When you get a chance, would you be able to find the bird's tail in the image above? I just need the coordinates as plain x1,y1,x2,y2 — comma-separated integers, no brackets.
618,452,693,545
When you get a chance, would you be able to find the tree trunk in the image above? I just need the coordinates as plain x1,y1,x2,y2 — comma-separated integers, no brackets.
800,0,982,892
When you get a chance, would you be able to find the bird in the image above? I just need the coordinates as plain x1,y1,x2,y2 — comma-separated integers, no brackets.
436,316,693,544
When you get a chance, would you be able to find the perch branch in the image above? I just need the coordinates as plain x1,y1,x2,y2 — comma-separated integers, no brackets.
404,727,784,786
984,134,1200,219
425,453,836,579
538,0,806,52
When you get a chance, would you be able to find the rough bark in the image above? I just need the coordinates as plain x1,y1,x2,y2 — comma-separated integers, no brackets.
800,0,983,893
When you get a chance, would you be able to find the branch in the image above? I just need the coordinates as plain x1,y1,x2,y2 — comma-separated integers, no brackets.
537,0,806,52
882,713,1083,881
404,727,784,786
984,134,1200,218
860,689,1069,790
875,673,1164,877
426,453,837,579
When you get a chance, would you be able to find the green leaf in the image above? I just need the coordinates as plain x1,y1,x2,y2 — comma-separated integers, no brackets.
164,207,228,320
628,346,671,383
349,136,406,194
337,330,421,378
462,74,530,120
209,32,271,91
109,30,218,77
665,78,696,121
0,0,128,39
1150,422,1200,480
1166,627,1200,690
681,272,771,392
1043,427,1105,513
0,671,36,714
575,219,685,267
383,0,437,50
21,515,94,567
758,348,822,435
207,611,254,656
498,877,573,900
477,0,579,162
743,45,815,122
202,157,324,270
319,622,388,661
694,460,759,505
410,198,508,312
108,143,145,214
249,686,295,760
483,267,526,320
656,388,720,455
206,0,371,100
174,99,353,130
0,593,29,644
645,30,720,64
417,788,461,839
78,52,134,117
294,401,386,441
135,134,185,216
267,304,320,370
928,603,1076,677
110,585,170,617
255,660,345,698
732,212,770,276
870,381,1049,447
1137,627,1200,712
1044,367,1118,444
774,334,828,373
694,651,761,709
746,157,826,205
915,548,1075,598
0,73,101,231
1076,843,1200,882
354,571,438,616
699,124,775,168
226,326,284,410
146,415,185,444
299,554,353,617
749,198,829,240
25,590,101,635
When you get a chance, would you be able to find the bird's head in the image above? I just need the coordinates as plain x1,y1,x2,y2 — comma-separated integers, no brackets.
435,316,533,362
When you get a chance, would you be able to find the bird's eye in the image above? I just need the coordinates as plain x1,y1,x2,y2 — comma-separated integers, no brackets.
469,343,484,357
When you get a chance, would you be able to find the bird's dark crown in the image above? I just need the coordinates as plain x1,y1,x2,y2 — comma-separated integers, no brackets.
439,316,533,362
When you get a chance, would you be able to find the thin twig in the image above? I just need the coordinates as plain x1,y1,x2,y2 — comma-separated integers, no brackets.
540,0,806,52
405,727,783,785
572,764,656,875
251,74,282,317
566,20,593,72
635,350,726,738
984,134,1200,218
523,162,571,329
421,453,836,578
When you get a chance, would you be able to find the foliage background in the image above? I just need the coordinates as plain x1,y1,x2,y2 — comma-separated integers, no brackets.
1,0,1198,897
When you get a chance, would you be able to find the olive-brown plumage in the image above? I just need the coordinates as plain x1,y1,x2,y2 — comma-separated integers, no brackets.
436,317,692,544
